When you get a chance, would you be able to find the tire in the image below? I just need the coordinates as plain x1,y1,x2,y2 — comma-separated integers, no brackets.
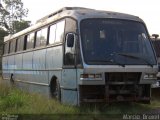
50,79,61,102
141,84,151,104
10,74,14,84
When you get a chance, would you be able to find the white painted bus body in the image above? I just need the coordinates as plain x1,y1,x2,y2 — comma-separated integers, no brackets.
2,7,158,105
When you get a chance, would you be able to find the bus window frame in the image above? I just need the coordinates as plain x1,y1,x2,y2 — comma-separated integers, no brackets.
8,41,11,54
15,39,18,52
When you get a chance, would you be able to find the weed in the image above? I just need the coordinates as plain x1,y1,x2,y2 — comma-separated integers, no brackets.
0,77,160,119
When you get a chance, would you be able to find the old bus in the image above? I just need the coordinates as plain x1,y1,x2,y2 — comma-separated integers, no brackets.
2,7,158,105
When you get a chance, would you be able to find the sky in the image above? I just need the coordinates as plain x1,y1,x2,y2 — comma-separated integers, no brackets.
22,0,160,36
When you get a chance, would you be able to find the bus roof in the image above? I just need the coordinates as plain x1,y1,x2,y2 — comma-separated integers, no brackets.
4,7,143,42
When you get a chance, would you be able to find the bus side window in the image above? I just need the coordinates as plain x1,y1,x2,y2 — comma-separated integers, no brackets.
35,28,47,47
64,18,81,66
9,39,16,53
36,30,41,47
41,28,48,46
64,33,75,65
4,42,9,54
17,36,25,51
26,33,34,49
48,24,56,45
55,20,65,43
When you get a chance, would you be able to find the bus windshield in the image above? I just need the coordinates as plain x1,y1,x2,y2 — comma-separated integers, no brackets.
80,19,156,65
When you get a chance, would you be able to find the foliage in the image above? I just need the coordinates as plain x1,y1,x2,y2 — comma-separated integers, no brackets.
0,28,7,70
0,28,8,70
0,28,8,50
0,27,8,43
12,20,31,33
0,0,29,33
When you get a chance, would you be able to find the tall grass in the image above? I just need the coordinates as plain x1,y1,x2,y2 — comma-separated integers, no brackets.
0,82,79,114
0,77,160,119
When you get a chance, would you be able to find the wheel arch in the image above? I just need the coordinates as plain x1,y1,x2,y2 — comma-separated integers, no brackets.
49,75,58,93
49,75,61,100
10,73,14,83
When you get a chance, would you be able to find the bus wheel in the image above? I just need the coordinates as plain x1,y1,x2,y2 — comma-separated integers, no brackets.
10,74,14,84
50,79,61,102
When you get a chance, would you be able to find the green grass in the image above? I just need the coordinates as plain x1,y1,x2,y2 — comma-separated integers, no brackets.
0,77,160,120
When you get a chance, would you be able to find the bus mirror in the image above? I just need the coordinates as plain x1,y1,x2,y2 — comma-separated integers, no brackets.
152,34,159,40
66,33,75,47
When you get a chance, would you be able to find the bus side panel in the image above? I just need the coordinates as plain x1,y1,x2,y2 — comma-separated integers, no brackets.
14,54,23,81
33,49,48,84
7,55,15,77
61,69,78,105
46,46,63,83
2,56,9,79
61,90,78,105
22,52,33,82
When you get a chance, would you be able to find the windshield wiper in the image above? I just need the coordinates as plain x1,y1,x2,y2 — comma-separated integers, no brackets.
89,59,125,67
117,53,153,67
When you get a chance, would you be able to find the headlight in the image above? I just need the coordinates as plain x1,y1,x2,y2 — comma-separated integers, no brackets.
80,74,102,80
144,73,157,79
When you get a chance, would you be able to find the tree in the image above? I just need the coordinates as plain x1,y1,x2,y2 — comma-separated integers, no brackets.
12,20,31,33
0,27,8,56
0,0,30,71
0,28,8,70
0,0,29,33
0,27,8,53
0,27,8,41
